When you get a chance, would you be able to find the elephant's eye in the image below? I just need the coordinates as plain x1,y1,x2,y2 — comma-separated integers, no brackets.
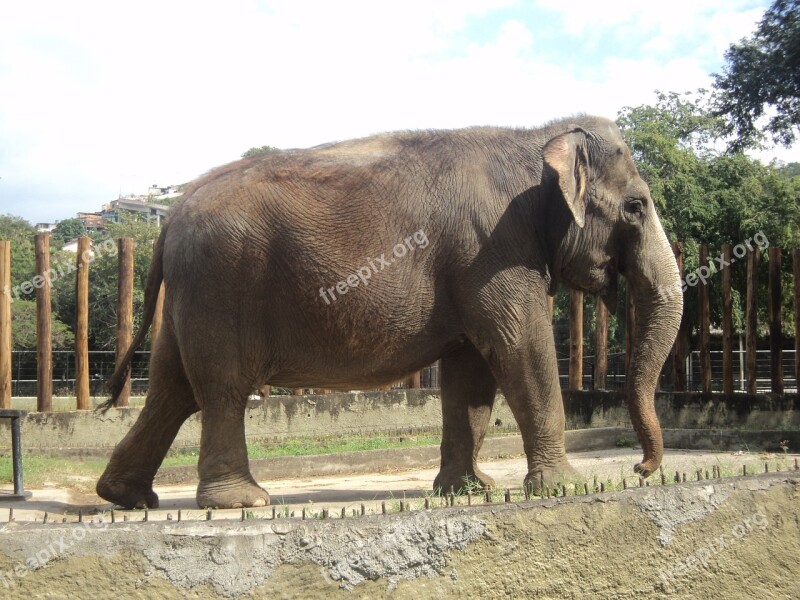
624,197,644,218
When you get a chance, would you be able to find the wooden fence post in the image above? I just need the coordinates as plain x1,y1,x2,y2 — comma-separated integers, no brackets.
768,247,783,393
407,371,421,389
115,238,134,407
698,244,712,393
794,249,800,390
594,298,608,390
151,282,165,348
569,289,583,391
75,237,91,410
721,244,734,394
35,233,52,412
0,241,11,409
670,242,686,391
151,238,165,347
745,247,759,394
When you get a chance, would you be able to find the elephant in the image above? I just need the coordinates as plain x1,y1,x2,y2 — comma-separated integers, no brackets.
96,115,682,509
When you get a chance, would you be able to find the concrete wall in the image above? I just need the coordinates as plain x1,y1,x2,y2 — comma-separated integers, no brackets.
1,390,797,452
0,473,797,598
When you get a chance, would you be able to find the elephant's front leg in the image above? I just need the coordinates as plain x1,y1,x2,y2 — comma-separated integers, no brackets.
196,401,270,509
433,341,498,494
488,313,576,493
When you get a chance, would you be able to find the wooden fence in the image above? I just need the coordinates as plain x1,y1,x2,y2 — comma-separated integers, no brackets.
0,235,798,411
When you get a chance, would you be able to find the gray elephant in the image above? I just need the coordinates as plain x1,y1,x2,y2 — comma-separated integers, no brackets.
97,115,682,509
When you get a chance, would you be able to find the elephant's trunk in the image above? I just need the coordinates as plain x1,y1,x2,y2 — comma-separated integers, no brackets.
625,217,683,477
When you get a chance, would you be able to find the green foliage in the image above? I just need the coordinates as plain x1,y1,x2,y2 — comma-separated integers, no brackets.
712,0,800,150
618,90,800,340
83,214,160,350
11,299,74,350
241,145,279,158
0,215,37,298
52,218,86,244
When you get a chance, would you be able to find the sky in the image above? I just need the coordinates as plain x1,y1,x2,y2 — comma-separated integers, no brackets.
1,0,796,225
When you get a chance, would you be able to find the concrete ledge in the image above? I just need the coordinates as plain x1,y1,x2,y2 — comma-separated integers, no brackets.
1,473,797,598
2,390,797,454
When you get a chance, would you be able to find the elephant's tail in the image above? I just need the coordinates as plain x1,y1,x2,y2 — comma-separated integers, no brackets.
97,222,168,413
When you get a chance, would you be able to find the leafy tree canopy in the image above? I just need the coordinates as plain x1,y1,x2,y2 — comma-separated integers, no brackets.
712,0,800,150
52,218,86,244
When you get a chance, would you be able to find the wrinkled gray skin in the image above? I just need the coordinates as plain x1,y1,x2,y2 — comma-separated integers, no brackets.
97,115,682,509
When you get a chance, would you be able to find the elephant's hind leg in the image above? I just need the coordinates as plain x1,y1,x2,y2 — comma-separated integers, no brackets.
433,341,497,494
96,321,199,509
194,396,269,509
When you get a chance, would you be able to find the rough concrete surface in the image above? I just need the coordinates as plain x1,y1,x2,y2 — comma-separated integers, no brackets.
0,472,797,599
4,390,797,452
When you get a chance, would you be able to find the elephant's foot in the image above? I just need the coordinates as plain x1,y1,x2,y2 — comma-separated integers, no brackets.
433,466,495,495
96,471,159,509
524,459,577,495
633,456,661,478
197,477,270,509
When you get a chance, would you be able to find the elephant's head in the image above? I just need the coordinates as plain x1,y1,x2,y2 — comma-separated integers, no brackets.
542,117,682,477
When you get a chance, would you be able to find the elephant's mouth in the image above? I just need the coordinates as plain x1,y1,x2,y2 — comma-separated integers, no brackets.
597,263,619,314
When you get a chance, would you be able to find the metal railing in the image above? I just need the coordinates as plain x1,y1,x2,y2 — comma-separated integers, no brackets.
8,349,796,397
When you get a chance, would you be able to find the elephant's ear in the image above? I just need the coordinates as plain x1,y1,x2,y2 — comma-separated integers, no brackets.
543,128,590,228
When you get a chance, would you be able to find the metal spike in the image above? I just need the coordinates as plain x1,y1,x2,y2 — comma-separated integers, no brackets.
696,470,702,481
504,489,511,503
661,473,666,485
341,507,346,519
272,507,276,520
561,484,567,497
467,493,472,506
111,510,116,524
144,508,149,522
399,502,404,513
675,471,680,483
361,504,366,516
241,509,246,521
600,482,606,493
682,472,687,482
743,464,747,476
623,478,627,489
43,512,48,524
178,509,182,522
584,482,590,494
206,508,212,521
764,462,769,473
705,470,709,480
381,502,386,515
424,497,430,510
7,508,13,522
302,507,307,520
78,510,83,523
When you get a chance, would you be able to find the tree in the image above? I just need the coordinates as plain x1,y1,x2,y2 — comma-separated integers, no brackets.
0,215,37,300
52,218,86,245
712,0,800,150
242,145,279,158
617,92,800,348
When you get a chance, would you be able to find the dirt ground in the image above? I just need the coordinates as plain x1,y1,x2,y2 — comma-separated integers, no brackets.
2,446,794,522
